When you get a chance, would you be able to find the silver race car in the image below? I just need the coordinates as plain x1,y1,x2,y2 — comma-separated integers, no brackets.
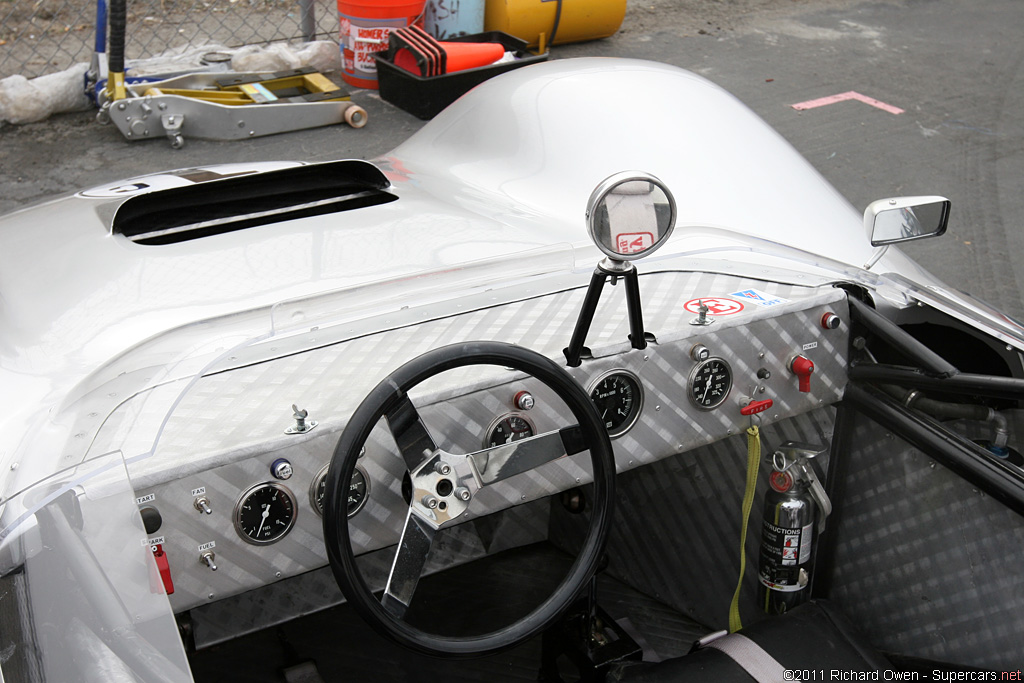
1,59,1020,682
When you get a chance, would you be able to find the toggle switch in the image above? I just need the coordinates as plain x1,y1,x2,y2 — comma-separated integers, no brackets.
789,355,814,393
200,551,218,571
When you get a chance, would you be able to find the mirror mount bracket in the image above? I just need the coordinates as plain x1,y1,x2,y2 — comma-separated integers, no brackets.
564,261,647,368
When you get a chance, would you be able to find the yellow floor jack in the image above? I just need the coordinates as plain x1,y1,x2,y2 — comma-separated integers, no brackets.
100,67,368,149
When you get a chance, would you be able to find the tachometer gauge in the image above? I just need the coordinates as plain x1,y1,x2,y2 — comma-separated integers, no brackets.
688,358,733,410
310,464,370,518
234,483,296,545
588,370,644,437
486,414,535,448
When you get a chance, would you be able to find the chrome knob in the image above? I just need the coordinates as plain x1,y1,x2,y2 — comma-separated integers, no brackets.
271,458,293,480
513,391,535,411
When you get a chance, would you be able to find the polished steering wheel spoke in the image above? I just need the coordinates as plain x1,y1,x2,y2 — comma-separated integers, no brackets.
469,425,585,486
381,508,437,620
385,393,439,472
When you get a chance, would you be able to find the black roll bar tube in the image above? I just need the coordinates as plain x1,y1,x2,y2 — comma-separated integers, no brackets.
848,297,958,378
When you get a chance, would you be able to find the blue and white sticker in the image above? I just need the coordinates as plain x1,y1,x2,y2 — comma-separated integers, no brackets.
730,289,790,307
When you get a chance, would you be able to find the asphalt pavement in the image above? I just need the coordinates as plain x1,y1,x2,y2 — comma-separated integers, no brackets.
2,0,1022,319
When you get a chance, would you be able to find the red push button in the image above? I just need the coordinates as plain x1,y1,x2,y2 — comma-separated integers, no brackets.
152,544,174,595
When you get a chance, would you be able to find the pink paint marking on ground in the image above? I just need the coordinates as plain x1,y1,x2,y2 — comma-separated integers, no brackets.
791,90,904,115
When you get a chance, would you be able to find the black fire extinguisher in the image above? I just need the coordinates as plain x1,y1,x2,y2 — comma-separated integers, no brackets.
758,441,831,615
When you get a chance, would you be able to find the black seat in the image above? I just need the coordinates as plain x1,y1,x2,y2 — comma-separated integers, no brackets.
609,601,890,682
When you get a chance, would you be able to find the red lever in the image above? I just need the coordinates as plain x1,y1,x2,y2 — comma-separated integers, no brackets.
741,399,773,416
790,355,814,393
152,544,175,595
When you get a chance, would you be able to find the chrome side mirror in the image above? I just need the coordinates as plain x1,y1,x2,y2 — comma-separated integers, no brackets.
864,196,950,246
586,171,676,262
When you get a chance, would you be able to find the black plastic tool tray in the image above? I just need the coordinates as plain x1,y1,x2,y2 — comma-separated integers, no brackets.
375,31,547,120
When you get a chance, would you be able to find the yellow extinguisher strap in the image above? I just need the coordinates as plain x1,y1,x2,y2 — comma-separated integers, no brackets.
729,424,761,633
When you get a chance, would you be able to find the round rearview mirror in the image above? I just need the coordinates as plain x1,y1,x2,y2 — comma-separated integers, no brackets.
586,172,676,261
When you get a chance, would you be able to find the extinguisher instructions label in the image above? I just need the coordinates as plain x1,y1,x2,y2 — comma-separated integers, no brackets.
760,521,812,590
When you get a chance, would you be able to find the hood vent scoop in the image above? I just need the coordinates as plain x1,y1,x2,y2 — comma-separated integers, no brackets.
112,160,396,245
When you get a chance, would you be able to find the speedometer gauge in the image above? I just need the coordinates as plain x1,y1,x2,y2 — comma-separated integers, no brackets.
589,370,643,437
486,414,535,448
234,483,296,545
688,358,733,410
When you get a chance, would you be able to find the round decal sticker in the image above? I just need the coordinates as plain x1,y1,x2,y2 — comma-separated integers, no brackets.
683,298,745,316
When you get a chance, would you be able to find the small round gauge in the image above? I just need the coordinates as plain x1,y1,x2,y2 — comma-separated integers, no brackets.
485,414,535,448
589,370,644,437
234,482,297,545
310,464,370,518
688,357,733,410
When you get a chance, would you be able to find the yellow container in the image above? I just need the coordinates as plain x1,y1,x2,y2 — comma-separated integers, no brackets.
485,0,626,50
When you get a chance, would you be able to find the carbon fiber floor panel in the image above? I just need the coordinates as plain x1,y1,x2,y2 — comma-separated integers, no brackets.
187,543,708,682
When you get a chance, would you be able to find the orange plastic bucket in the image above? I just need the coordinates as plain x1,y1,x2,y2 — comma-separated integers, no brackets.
338,0,425,89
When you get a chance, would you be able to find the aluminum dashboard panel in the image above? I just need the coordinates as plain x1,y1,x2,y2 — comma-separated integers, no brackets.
109,271,849,613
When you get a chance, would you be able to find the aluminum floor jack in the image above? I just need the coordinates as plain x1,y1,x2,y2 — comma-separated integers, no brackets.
101,67,368,148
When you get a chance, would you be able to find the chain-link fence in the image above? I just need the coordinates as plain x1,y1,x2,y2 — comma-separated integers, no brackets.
0,0,341,79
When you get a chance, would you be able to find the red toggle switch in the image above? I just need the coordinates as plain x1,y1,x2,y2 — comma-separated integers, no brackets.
741,399,773,416
790,355,814,393
152,544,175,595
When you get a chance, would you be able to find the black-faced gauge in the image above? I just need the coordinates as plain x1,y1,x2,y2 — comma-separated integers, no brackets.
588,370,644,438
485,414,535,448
234,482,296,545
688,357,733,410
310,464,370,518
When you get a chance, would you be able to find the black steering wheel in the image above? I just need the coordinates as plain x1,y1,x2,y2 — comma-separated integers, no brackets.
323,341,616,657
